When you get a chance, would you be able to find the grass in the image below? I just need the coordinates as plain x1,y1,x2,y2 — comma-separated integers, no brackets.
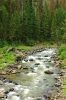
42,41,57,47
16,45,33,51
0,44,33,69
58,44,66,66
0,51,16,69
0,42,60,70
58,44,66,98
63,80,66,98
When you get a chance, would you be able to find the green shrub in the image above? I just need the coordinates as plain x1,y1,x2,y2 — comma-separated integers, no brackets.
4,52,16,64
60,50,66,60
26,38,35,46
0,40,9,47
58,44,66,55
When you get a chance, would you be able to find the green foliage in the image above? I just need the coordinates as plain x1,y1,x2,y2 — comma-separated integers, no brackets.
63,80,66,97
16,45,32,51
25,38,35,46
61,17,66,43
22,0,38,43
58,44,66,55
4,52,16,64
0,46,9,53
0,40,9,47
0,5,8,40
42,41,57,47
0,1,66,46
0,64,6,69
51,7,65,41
0,44,33,69
0,46,16,69
60,51,66,60
58,44,66,64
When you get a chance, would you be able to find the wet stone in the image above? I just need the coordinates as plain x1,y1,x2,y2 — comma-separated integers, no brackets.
29,59,34,61
44,70,54,74
46,66,50,68
0,80,3,85
17,65,22,69
44,55,48,57
24,59,28,62
0,90,6,98
0,70,7,75
35,63,40,65
55,83,61,87
23,66,29,69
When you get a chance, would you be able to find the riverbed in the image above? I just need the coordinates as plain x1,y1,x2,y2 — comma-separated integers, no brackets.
0,48,62,100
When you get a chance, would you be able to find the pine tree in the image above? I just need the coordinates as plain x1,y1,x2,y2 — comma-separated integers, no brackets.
0,5,8,40
37,1,51,41
8,11,21,42
61,16,66,43
22,0,38,43
51,7,65,42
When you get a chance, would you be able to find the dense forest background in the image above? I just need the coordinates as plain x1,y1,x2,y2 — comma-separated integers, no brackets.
0,0,66,46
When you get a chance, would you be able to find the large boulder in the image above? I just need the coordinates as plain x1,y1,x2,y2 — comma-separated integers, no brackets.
0,70,7,75
44,70,54,74
0,90,6,98
17,65,22,69
6,47,16,53
11,69,17,74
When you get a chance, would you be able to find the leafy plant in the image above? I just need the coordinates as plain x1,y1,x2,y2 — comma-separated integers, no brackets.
58,44,66,55
26,38,35,46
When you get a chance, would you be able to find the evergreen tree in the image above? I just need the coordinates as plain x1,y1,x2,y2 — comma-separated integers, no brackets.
42,3,51,40
0,5,8,40
61,16,66,43
37,2,51,41
51,7,65,42
22,0,38,43
8,11,21,42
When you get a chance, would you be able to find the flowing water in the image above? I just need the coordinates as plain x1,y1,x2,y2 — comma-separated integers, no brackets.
0,48,60,100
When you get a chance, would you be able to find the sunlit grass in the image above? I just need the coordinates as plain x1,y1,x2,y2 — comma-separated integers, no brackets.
63,80,66,97
16,45,33,51
58,44,66,98
0,64,7,69
0,46,9,54
0,44,33,69
42,41,57,47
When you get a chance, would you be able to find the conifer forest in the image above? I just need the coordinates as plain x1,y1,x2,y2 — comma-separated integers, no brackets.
0,0,66,45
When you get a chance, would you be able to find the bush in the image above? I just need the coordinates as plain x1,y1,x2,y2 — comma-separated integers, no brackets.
60,50,66,60
0,40,9,47
25,38,35,46
58,44,66,55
